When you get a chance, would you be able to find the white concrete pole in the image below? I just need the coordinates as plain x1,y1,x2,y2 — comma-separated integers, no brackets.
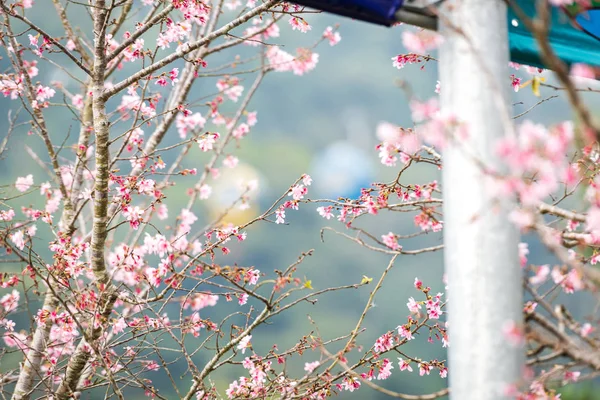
438,1,523,398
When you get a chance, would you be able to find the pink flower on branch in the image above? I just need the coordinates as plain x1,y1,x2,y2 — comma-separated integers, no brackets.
323,26,341,46
373,332,394,353
15,175,34,192
289,17,311,33
381,232,401,251
402,29,442,55
237,335,252,354
398,358,413,372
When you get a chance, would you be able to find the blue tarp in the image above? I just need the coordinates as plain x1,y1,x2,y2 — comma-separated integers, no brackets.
288,0,403,26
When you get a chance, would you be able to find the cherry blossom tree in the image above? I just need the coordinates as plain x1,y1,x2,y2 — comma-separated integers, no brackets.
0,1,599,400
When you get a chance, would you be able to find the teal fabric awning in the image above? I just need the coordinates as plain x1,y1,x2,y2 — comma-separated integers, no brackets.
508,2,600,68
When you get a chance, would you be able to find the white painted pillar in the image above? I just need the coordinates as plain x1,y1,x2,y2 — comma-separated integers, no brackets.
439,1,523,398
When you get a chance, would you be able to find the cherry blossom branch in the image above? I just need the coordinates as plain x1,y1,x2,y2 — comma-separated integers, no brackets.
102,0,279,100
2,16,74,223
182,307,270,399
321,347,449,399
11,290,59,400
513,95,558,119
0,4,92,76
508,0,598,140
55,2,117,396
534,222,600,286
51,0,93,66
5,9,92,393
541,82,600,94
321,227,443,256
108,0,134,37
106,4,175,62
186,71,267,209
69,92,94,212
528,311,600,370
538,202,586,223
323,255,398,375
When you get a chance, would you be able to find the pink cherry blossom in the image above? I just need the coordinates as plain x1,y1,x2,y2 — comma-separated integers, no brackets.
238,293,248,306
392,53,426,69
398,324,414,341
425,297,442,319
35,85,55,102
183,293,219,311
381,232,401,251
237,335,252,354
0,290,20,313
301,174,312,186
233,123,250,139
224,0,242,11
138,179,155,195
157,204,168,220
407,297,421,314
410,98,439,123
510,74,522,92
581,323,594,337
15,174,34,192
112,318,127,335
197,133,220,151
304,361,320,373
10,231,25,250
398,357,413,372
323,27,341,46
529,264,550,285
551,267,584,294
339,377,360,392
288,184,307,201
502,320,525,347
418,363,431,376
0,209,15,221
223,155,239,168
373,332,394,353
414,277,423,290
377,359,393,380
402,29,442,55
275,207,285,224
122,206,144,230
266,47,319,76
246,111,257,126
523,301,537,314
289,17,311,33
570,63,595,80
519,242,529,268
247,269,260,285
316,206,334,220
439,367,448,378
198,184,212,200
176,112,206,138
224,85,244,102
155,76,168,87
563,370,581,384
